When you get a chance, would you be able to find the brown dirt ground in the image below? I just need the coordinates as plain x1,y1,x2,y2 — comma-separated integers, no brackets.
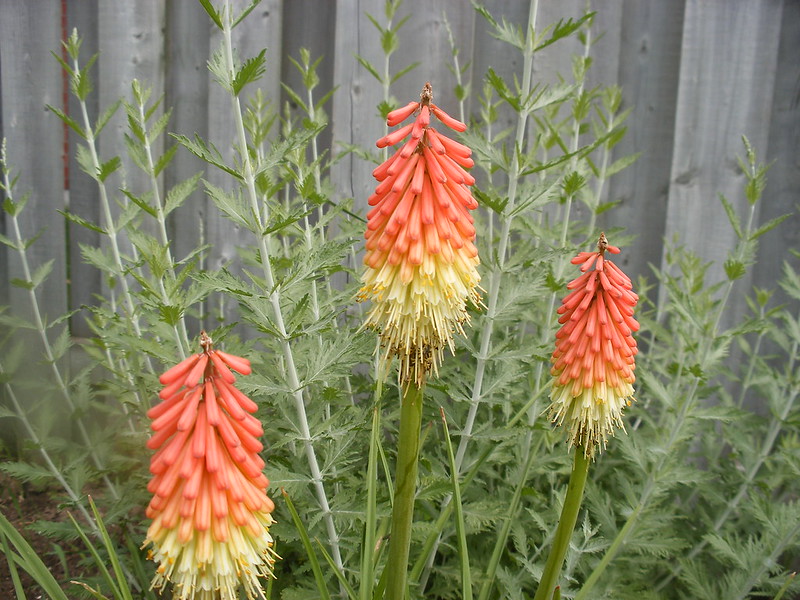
0,472,87,598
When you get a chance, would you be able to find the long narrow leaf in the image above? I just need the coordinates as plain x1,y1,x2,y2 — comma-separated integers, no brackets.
123,533,157,600
88,496,135,600
316,539,358,600
773,572,796,600
67,512,122,599
0,510,70,600
281,489,332,600
477,446,537,600
360,400,382,600
0,530,27,599
440,407,472,600
410,444,495,581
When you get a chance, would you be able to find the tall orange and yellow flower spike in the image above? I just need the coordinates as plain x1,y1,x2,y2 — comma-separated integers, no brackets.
548,233,639,458
359,82,482,386
144,331,278,600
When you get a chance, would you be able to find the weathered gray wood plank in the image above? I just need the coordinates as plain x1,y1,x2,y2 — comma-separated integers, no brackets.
66,0,101,338
0,0,68,324
663,0,783,290
98,1,165,196
203,0,283,334
164,1,211,280
280,0,337,154
606,0,686,282
331,0,387,213
754,0,800,300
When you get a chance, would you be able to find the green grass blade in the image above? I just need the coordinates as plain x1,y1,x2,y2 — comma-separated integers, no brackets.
1,530,27,599
71,580,113,599
316,538,358,600
373,561,389,600
478,444,537,600
773,572,796,600
439,407,472,600
409,444,494,581
67,512,123,599
360,400,382,600
0,510,70,600
89,495,134,600
123,532,157,599
378,438,394,505
281,489,332,600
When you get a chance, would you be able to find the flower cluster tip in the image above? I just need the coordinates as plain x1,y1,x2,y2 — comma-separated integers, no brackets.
359,83,481,388
144,332,277,600
549,234,639,458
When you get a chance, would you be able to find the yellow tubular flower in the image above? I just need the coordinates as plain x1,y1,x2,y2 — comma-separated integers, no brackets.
144,332,278,599
359,83,482,387
548,234,640,458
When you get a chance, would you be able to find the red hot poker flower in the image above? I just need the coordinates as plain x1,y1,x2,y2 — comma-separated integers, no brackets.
144,331,277,600
359,82,481,386
548,233,639,458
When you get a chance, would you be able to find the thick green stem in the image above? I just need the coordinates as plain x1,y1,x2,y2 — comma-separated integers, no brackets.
386,383,425,600
533,449,590,600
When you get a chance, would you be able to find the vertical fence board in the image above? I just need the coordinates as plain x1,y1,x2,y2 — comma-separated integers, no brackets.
280,0,337,154
467,0,529,137
164,2,211,293
203,0,283,332
331,0,386,213
663,0,783,286
66,0,101,337
0,0,796,348
97,1,165,196
388,0,476,113
754,0,800,301
606,0,686,281
0,0,67,323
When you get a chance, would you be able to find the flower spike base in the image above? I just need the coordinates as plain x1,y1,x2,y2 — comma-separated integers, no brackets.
359,82,482,387
144,332,278,600
385,383,425,600
532,448,590,600
548,233,639,459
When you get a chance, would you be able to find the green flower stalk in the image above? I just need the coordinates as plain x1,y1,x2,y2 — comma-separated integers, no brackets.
548,234,639,458
359,84,481,598
535,234,639,598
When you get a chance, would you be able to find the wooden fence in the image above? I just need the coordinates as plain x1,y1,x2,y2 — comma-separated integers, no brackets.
1,0,798,338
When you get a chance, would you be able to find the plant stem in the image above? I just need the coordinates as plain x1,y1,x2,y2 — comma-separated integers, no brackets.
220,3,343,571
386,382,425,600
454,0,539,475
0,362,96,529
417,1,539,587
74,71,153,375
533,449,590,600
360,397,382,600
3,172,119,500
133,89,190,358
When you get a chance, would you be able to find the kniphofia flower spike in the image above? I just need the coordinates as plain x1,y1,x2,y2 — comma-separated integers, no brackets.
359,82,481,386
548,233,639,458
144,332,277,600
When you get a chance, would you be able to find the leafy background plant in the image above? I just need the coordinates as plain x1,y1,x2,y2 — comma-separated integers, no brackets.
0,1,798,599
